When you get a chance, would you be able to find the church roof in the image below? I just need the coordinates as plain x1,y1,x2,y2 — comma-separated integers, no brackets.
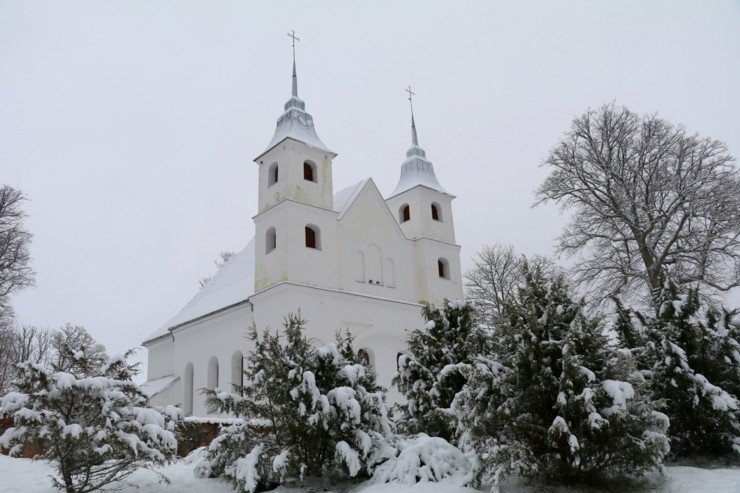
142,238,256,344
333,178,370,219
256,60,335,160
388,112,451,199
143,182,372,345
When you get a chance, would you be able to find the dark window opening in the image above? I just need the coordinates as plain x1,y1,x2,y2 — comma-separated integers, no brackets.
305,226,317,249
268,163,279,187
304,162,315,182
401,205,410,223
438,258,450,279
431,204,440,221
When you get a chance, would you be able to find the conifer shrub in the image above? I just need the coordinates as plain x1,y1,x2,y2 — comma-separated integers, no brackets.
0,349,180,493
393,300,486,444
196,314,394,492
457,264,669,489
615,283,740,459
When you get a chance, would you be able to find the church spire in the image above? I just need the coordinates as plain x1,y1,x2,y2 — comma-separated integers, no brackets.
389,87,450,198
256,32,334,159
289,30,299,97
406,85,419,146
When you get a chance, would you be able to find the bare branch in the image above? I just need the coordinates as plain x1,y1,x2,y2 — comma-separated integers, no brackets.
536,104,740,309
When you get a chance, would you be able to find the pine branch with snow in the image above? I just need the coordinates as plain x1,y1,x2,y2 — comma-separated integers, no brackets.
615,283,740,458
393,300,485,444
457,262,669,488
199,314,394,492
0,349,181,493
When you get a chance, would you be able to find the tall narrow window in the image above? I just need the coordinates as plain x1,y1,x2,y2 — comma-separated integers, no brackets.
431,203,441,221
438,258,450,279
183,363,194,416
400,204,410,223
231,351,244,394
266,227,276,253
268,162,279,187
305,225,320,250
303,161,316,182
207,356,219,413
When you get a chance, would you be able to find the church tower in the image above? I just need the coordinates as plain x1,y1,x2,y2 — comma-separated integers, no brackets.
385,91,462,302
252,37,339,292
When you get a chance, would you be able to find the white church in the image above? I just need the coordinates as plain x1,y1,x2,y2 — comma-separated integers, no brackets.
142,52,464,416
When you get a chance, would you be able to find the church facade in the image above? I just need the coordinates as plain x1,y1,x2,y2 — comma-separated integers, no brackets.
142,58,464,416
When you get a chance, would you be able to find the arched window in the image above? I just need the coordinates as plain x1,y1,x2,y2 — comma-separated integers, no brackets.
266,227,276,253
207,356,219,413
357,349,370,367
396,352,406,371
431,202,442,221
303,161,316,182
305,225,321,250
268,162,279,187
207,356,219,389
183,363,194,416
400,204,411,223
231,351,244,394
438,258,450,279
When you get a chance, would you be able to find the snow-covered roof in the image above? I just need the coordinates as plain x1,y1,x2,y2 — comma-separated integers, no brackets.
143,180,372,346
140,374,179,398
333,178,370,219
257,61,334,159
388,115,451,199
388,150,450,198
260,103,334,157
142,238,256,344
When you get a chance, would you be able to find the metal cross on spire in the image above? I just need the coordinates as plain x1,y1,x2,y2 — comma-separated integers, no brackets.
287,30,300,97
287,30,300,61
405,85,415,116
406,85,419,146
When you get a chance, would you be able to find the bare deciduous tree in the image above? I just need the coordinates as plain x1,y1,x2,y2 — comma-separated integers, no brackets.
465,243,554,324
0,185,35,320
536,104,740,309
0,324,54,394
51,324,108,377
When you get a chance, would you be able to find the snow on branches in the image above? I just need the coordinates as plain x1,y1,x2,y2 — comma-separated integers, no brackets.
0,350,180,493
197,314,394,492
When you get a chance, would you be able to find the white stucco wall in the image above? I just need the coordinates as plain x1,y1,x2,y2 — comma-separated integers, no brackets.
255,139,335,213
250,282,425,394
150,303,252,416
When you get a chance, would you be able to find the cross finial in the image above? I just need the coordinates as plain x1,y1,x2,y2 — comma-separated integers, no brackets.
406,86,419,146
287,30,300,62
405,85,415,116
287,31,300,97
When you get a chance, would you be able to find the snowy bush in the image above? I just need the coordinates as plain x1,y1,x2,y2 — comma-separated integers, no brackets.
457,263,669,488
198,314,394,492
0,349,181,493
371,433,471,485
393,300,486,444
615,283,740,458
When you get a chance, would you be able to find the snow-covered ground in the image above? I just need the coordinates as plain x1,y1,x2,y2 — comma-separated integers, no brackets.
1,453,739,493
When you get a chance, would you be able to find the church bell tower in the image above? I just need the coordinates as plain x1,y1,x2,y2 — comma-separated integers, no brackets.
252,33,339,292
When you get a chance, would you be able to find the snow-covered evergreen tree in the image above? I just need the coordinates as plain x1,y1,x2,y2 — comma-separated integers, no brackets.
197,314,394,492
0,348,180,493
393,300,485,444
615,283,740,458
458,264,669,488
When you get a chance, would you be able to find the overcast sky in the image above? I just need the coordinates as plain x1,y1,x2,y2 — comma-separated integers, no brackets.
2,1,739,371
